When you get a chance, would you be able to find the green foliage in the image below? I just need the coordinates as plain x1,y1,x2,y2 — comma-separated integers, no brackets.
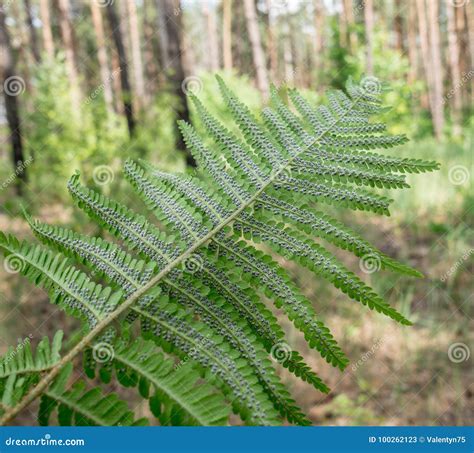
0,76,439,426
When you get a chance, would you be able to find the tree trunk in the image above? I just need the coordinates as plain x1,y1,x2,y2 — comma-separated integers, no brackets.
364,0,374,75
156,0,170,71
265,0,277,81
39,0,54,59
416,0,434,112
126,0,146,110
203,1,219,71
55,0,81,110
106,1,135,137
24,0,40,63
313,0,325,86
158,0,195,167
223,0,232,71
143,0,159,91
342,0,358,51
393,0,404,52
0,5,27,193
426,0,444,140
243,0,269,99
407,0,418,84
446,1,462,135
90,0,114,114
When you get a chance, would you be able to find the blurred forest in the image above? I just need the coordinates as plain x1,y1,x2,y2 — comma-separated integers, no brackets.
0,0,472,425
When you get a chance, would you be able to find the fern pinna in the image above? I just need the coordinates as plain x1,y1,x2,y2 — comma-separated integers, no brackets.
0,77,439,426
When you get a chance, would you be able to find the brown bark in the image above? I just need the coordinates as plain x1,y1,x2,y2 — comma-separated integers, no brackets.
90,0,114,113
203,1,219,71
407,0,418,84
39,0,54,59
364,0,374,75
0,5,27,193
143,0,159,90
156,0,170,71
416,0,434,112
393,0,404,52
243,0,269,99
426,0,444,140
446,1,462,135
158,0,195,167
342,0,358,51
106,1,135,137
24,0,40,63
55,0,81,110
222,0,233,71
126,0,145,110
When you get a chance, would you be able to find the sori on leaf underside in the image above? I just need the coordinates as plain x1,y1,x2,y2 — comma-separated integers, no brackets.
0,75,439,426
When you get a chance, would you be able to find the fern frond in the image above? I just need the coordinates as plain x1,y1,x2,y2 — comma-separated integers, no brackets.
39,364,146,426
0,332,63,412
0,233,122,329
94,337,230,426
0,76,439,427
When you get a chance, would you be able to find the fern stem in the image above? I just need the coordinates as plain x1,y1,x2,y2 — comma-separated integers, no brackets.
0,90,364,426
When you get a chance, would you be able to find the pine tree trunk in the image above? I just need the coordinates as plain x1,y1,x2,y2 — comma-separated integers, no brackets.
0,6,27,194
126,0,145,110
223,0,233,71
39,0,54,59
313,0,325,86
90,0,114,114
446,1,462,135
407,0,418,85
203,1,219,71
265,0,277,81
142,0,159,91
24,0,40,63
156,0,170,71
55,0,81,110
342,0,358,51
364,0,374,75
416,0,434,113
158,0,195,167
393,0,404,52
243,0,269,99
426,0,444,140
106,1,135,137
